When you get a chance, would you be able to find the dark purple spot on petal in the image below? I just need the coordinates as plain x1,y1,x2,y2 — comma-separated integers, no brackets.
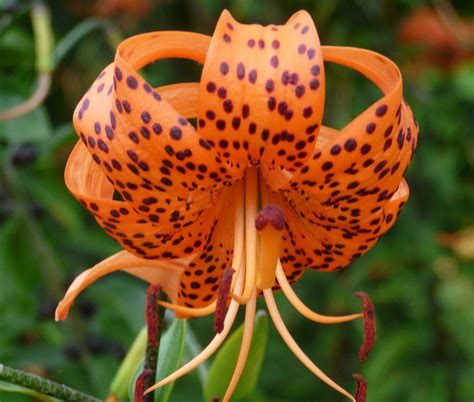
126,76,138,89
249,69,257,83
295,85,305,97
220,62,229,75
270,55,279,68
309,79,320,90
376,104,388,117
207,82,216,93
170,127,182,140
366,123,376,134
331,144,341,155
344,138,357,152
311,65,321,76
217,87,227,99
265,79,275,92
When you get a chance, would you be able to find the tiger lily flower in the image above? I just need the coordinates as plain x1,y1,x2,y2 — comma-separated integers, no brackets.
56,9,418,402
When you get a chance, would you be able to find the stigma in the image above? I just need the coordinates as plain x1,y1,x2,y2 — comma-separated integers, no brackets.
255,204,285,290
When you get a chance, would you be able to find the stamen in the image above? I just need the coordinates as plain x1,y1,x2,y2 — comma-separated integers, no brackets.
134,369,153,402
353,373,368,402
263,289,355,402
146,285,161,349
142,285,162,402
211,397,220,402
255,205,285,290
214,268,236,333
354,292,376,361
144,269,244,395
276,262,363,324
157,300,216,317
233,167,258,304
223,288,257,401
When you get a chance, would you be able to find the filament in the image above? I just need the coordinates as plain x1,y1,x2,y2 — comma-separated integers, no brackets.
222,287,257,401
144,264,245,395
263,289,355,402
233,167,258,304
276,261,363,324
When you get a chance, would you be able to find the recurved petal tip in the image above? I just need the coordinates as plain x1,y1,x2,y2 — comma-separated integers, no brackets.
54,302,68,322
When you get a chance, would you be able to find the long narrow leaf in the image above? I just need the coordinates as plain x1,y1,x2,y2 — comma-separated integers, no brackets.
204,311,269,401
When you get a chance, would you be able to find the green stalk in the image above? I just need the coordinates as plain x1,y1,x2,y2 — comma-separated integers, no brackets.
0,364,101,402
32,2,54,73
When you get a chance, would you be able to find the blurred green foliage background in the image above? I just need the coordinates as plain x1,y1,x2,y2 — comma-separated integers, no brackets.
0,0,473,401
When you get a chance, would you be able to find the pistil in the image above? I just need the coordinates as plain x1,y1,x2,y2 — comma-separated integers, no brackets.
255,205,285,290
233,167,258,304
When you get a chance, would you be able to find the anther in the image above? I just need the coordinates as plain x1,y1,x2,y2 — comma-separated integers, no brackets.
353,373,368,402
211,397,220,402
146,285,161,348
134,368,153,402
214,268,235,333
255,204,285,289
354,292,375,361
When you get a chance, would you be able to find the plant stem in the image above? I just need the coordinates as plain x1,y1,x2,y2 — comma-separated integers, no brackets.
0,363,101,402
0,2,53,121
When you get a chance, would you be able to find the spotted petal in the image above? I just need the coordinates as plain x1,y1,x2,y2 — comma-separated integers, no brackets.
73,31,241,231
198,10,325,172
273,46,417,275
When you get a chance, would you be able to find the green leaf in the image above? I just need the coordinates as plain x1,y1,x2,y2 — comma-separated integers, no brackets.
154,319,187,402
0,88,51,143
0,380,58,401
204,311,269,402
127,319,187,402
54,19,106,67
109,327,147,399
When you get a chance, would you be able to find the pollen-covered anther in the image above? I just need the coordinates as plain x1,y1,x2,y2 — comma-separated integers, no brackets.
353,373,368,402
134,368,153,402
255,204,286,290
354,291,376,361
146,284,161,348
214,267,236,333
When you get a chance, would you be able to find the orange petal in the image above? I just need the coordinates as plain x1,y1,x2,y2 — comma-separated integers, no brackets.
65,140,220,259
55,250,184,321
282,46,418,222
178,184,238,308
271,181,408,276
198,10,325,171
73,31,241,226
